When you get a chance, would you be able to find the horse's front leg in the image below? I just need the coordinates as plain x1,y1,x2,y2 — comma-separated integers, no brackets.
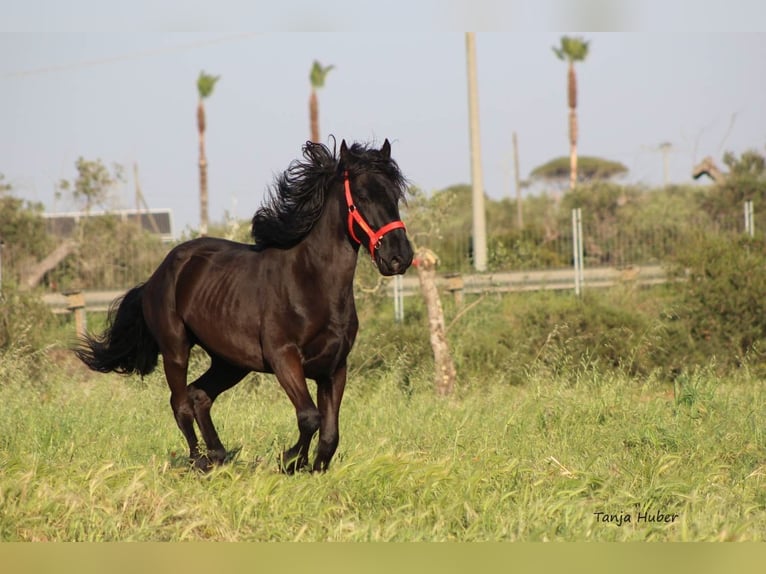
313,363,348,472
272,346,321,473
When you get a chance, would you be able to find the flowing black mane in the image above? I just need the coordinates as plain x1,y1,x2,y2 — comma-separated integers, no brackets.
250,140,407,248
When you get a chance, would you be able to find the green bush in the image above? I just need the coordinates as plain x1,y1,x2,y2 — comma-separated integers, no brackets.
667,233,766,372
698,149,766,226
0,285,56,351
0,284,58,381
509,290,667,380
488,227,568,271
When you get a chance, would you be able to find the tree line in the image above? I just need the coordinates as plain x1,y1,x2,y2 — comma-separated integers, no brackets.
1,146,764,292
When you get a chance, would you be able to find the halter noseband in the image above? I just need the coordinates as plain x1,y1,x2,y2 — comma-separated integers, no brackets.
344,170,406,258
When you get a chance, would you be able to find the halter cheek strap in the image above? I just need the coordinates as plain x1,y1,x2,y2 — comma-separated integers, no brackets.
344,171,406,258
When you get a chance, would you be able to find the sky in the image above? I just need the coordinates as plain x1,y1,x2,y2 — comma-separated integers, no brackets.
2,1,765,237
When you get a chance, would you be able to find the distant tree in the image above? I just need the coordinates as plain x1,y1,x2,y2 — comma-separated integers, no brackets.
197,70,220,236
405,185,473,271
530,156,627,185
723,148,766,179
57,157,124,213
309,61,334,143
553,36,590,190
49,157,167,291
699,148,766,225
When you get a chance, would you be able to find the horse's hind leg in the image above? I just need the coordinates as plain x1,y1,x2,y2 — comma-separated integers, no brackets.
188,357,248,466
161,346,203,468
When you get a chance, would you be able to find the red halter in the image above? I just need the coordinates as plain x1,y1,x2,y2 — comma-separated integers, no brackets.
344,170,406,258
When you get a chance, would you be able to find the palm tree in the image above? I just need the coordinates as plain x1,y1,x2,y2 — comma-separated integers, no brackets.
197,70,220,236
553,36,590,190
309,61,334,143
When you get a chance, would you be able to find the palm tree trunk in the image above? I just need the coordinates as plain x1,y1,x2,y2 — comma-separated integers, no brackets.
198,101,209,236
309,90,319,143
569,109,578,190
567,61,578,190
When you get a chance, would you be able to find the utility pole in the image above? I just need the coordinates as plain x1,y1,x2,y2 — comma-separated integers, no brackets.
465,32,487,272
659,142,672,187
133,163,160,235
513,131,523,229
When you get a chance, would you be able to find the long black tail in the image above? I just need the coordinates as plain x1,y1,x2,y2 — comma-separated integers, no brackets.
74,284,160,376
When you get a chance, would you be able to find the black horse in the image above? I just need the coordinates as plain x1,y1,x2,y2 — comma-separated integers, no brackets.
76,139,413,472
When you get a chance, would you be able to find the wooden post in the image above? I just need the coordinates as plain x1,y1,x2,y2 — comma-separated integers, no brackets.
414,248,456,397
64,290,87,339
445,273,465,307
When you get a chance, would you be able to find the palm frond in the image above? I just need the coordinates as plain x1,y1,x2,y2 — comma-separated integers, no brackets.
197,71,221,99
310,61,335,89
553,36,590,62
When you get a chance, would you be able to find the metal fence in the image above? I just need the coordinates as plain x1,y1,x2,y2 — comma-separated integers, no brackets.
428,206,756,276
386,201,761,307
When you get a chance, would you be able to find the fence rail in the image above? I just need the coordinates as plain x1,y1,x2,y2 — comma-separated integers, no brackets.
42,264,668,316
42,290,124,314
429,205,759,275
388,264,666,298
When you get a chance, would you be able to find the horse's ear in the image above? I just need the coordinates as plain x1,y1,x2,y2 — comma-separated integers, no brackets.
381,139,391,159
340,139,349,160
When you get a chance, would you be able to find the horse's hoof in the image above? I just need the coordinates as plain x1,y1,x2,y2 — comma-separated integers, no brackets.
207,449,227,466
191,456,213,473
279,454,305,475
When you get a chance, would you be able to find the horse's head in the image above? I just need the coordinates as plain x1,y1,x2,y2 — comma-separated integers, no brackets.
339,139,414,276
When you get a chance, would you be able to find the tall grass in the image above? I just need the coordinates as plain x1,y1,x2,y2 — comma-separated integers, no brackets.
1,347,764,541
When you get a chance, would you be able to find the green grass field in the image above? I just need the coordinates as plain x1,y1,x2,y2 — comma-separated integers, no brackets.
1,342,764,542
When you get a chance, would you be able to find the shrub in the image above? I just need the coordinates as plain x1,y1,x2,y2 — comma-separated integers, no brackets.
0,284,58,382
512,290,666,379
1,285,56,351
667,233,766,372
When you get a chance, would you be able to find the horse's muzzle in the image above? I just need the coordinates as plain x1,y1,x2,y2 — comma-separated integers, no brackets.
375,233,414,276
